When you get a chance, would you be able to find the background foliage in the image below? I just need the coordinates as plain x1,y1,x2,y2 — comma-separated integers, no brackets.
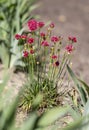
0,0,39,69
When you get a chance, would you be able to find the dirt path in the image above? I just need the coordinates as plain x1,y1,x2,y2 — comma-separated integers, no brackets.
33,0,89,83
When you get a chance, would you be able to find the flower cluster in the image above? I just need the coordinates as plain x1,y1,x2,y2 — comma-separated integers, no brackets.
27,19,45,32
51,36,59,43
15,19,77,78
68,36,77,43
65,44,73,53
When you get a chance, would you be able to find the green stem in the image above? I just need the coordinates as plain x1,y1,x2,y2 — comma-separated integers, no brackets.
37,63,40,91
58,57,68,79
56,52,67,79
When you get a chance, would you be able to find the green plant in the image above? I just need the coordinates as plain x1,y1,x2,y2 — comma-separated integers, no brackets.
20,79,59,110
15,19,77,110
2,65,89,130
0,74,71,130
61,65,89,130
62,98,89,130
0,0,39,69
67,65,89,106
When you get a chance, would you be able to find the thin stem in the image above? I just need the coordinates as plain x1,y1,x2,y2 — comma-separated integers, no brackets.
55,51,66,80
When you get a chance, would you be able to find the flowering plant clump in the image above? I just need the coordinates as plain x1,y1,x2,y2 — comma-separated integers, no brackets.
15,19,77,109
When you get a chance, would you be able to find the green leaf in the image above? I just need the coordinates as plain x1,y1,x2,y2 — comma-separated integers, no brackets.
19,113,38,130
62,117,83,130
10,29,24,68
0,72,9,96
29,4,40,12
69,106,81,120
81,99,89,130
32,94,43,110
79,79,89,96
84,99,89,115
0,44,9,68
0,95,19,130
37,106,69,127
67,65,87,105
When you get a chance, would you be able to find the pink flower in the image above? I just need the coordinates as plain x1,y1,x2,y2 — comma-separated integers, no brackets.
21,35,27,39
51,55,57,59
51,36,59,42
72,37,77,42
68,36,77,43
40,32,45,37
23,51,29,58
28,19,38,31
38,21,45,28
30,49,34,54
50,22,55,28
41,40,49,46
27,38,34,44
65,44,73,53
15,34,21,40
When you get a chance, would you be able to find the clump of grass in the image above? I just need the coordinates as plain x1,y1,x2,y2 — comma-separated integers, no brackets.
15,19,77,110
